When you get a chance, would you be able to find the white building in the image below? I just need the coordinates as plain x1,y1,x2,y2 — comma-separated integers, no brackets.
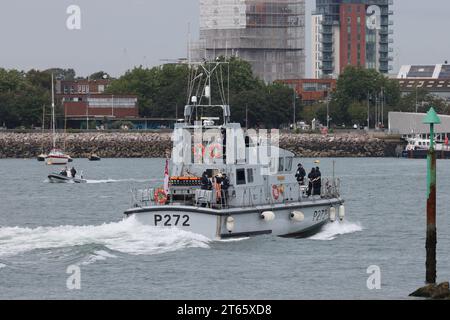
193,0,306,83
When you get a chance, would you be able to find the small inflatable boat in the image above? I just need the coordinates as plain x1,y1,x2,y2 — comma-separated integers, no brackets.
88,154,101,161
48,173,87,184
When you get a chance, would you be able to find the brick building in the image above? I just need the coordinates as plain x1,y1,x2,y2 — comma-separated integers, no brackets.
55,79,139,129
279,78,336,104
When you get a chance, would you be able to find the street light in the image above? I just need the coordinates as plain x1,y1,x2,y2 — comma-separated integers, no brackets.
325,90,331,129
293,90,299,130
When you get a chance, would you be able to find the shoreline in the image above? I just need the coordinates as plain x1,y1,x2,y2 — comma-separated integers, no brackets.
0,132,405,159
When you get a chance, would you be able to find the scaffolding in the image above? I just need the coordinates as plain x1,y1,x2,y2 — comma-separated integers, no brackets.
195,0,306,83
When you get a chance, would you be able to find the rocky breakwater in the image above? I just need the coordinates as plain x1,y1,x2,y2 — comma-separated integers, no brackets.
280,133,404,158
0,132,172,159
0,131,404,159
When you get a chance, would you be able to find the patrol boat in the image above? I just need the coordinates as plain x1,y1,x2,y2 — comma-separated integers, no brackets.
124,62,345,240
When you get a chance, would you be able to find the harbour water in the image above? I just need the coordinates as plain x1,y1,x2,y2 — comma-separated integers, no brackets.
0,158,449,300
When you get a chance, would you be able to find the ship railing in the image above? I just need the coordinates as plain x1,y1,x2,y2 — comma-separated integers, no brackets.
130,188,155,208
321,178,341,199
194,189,230,209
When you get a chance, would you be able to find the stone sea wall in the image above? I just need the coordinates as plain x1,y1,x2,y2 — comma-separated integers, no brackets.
0,132,404,159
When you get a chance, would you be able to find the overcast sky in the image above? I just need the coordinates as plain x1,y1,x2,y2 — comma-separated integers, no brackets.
0,0,449,77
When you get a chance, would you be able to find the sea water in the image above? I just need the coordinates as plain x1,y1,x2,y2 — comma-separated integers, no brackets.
0,158,449,299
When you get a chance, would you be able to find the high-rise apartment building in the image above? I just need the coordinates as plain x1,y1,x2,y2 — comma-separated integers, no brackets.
193,0,306,83
312,0,394,78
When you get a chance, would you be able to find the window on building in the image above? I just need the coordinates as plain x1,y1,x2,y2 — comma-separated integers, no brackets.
236,169,246,185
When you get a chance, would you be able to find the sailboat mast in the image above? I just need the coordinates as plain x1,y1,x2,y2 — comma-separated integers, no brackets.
51,73,56,149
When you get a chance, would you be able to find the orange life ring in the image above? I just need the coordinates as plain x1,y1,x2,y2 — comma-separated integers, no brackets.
154,188,168,205
272,185,280,200
208,143,223,159
192,144,205,159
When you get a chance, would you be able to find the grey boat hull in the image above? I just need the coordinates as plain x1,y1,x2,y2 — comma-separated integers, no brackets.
48,174,87,184
124,198,344,240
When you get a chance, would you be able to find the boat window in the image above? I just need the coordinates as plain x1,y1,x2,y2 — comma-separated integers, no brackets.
278,158,284,172
236,169,246,185
247,168,254,183
285,157,293,171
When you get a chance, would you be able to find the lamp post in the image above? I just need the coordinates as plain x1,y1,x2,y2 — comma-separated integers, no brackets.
367,91,370,130
293,90,297,130
326,91,331,129
423,107,441,285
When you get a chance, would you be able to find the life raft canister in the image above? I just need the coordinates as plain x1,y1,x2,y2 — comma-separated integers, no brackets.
154,188,168,205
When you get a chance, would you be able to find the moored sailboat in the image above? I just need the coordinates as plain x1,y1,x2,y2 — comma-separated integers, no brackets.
46,74,71,165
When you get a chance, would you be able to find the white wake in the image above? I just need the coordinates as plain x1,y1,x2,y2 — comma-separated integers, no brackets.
0,216,210,258
309,221,363,241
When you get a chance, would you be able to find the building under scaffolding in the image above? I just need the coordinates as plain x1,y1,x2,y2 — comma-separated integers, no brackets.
192,0,306,83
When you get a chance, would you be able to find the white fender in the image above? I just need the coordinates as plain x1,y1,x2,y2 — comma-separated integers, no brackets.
330,207,337,222
290,211,305,222
226,216,235,232
339,205,345,221
261,211,275,222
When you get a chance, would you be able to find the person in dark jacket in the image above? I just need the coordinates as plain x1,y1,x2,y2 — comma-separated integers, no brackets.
201,171,210,190
307,168,316,197
221,173,230,206
70,167,77,178
60,167,68,177
314,167,322,196
295,163,306,185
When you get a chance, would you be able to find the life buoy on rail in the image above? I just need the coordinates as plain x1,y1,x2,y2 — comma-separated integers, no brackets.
272,185,280,200
208,143,223,159
154,188,168,205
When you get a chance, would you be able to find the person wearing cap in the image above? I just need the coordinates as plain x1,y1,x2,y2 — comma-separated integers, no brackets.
295,163,306,186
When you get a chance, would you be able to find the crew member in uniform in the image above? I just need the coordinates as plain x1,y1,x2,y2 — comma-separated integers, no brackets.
295,163,306,186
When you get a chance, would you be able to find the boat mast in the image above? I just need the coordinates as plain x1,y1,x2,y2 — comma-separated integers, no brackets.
41,104,45,153
51,73,56,149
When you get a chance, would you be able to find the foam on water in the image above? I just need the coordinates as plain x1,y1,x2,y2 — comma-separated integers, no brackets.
309,221,363,241
86,178,162,184
216,237,250,243
81,250,118,266
0,263,6,269
0,216,210,258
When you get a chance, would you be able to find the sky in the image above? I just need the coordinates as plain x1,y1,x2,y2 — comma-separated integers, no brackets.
0,0,449,78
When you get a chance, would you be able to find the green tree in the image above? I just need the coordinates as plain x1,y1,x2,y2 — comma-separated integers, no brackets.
347,101,367,125
0,68,49,128
106,64,190,118
329,66,401,125
89,71,111,80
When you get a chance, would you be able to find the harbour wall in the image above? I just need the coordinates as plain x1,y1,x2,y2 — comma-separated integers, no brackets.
0,132,405,159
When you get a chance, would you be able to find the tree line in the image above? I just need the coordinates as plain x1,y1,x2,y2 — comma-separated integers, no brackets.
0,60,449,129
